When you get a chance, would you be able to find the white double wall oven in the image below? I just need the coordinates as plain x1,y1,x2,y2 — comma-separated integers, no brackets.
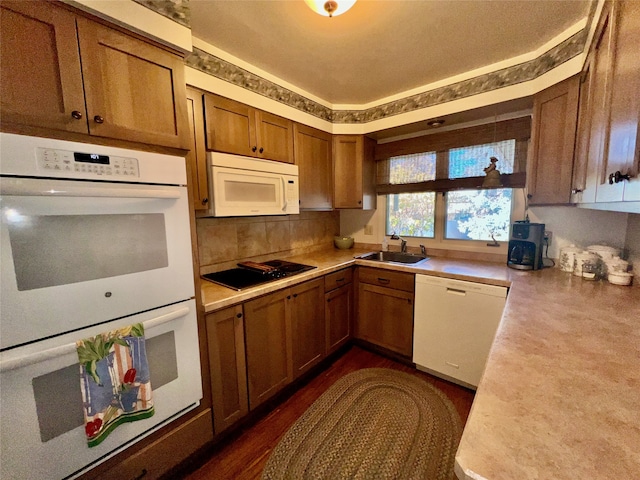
0,133,202,479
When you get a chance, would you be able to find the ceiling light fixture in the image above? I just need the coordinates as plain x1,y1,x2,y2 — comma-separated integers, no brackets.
304,0,356,17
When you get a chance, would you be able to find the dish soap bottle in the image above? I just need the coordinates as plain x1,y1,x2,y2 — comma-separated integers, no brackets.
381,237,388,252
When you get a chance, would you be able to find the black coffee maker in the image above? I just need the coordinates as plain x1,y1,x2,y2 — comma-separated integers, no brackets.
507,221,545,270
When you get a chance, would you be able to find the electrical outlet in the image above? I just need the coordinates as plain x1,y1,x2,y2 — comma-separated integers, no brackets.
364,224,373,235
544,230,552,246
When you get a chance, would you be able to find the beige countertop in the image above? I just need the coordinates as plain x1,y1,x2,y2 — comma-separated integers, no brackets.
200,247,640,478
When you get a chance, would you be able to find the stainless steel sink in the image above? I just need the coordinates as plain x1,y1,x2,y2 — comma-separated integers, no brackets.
356,251,429,265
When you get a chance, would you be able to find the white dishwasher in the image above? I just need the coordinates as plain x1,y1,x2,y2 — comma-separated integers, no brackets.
413,275,507,389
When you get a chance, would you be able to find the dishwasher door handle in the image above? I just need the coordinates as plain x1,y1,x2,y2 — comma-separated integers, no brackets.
446,287,467,296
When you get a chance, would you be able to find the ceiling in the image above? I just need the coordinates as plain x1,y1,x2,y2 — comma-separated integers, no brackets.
190,0,592,106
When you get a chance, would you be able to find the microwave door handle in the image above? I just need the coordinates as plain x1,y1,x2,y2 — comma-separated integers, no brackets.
0,177,180,199
0,305,190,373
281,176,288,212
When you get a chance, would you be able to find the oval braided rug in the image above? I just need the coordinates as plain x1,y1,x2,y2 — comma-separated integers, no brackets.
262,368,463,480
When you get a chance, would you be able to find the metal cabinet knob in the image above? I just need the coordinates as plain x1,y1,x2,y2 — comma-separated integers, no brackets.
252,146,257,152
236,313,242,318
93,115,104,124
259,147,264,154
610,171,632,184
71,110,83,120
202,198,209,205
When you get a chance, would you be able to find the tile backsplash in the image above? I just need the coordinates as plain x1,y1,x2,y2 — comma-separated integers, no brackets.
196,211,339,275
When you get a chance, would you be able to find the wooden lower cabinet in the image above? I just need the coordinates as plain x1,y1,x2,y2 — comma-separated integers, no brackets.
356,268,414,357
290,278,326,378
244,289,292,410
205,305,248,434
97,409,213,480
325,269,353,354
244,278,327,409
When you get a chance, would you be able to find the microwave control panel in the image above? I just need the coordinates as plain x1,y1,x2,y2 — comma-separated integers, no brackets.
36,148,140,179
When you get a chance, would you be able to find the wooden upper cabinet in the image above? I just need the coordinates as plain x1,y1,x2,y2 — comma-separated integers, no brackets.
333,135,376,209
0,1,87,133
256,111,295,163
204,94,294,163
0,1,190,149
294,123,333,210
572,58,594,202
204,94,256,156
527,75,580,205
76,18,189,149
597,0,640,202
186,87,210,210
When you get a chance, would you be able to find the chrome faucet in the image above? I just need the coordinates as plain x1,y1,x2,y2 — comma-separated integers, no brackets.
390,232,407,253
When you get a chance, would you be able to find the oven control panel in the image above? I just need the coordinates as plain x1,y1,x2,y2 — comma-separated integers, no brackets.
36,148,140,179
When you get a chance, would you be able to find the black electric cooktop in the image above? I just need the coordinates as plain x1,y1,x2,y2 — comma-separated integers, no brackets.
202,259,316,291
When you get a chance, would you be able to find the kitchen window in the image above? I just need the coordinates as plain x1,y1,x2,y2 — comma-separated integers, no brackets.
377,117,530,245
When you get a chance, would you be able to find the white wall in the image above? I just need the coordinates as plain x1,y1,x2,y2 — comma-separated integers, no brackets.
625,213,640,269
527,206,629,259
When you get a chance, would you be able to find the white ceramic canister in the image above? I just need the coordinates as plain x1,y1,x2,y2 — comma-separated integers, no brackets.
608,271,634,286
605,256,629,274
559,244,582,272
573,251,599,277
587,244,621,261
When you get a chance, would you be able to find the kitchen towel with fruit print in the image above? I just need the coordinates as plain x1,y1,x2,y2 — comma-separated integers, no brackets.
76,323,154,447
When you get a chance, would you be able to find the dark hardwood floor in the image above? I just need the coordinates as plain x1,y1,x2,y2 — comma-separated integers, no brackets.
183,346,475,480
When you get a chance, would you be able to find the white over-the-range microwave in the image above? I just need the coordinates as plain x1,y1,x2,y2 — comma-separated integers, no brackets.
204,152,300,217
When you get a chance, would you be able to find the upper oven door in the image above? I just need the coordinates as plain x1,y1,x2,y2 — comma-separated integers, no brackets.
0,177,195,350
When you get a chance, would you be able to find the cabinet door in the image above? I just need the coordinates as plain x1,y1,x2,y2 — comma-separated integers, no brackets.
256,111,295,163
244,289,292,410
76,18,190,149
527,75,580,205
334,135,364,208
205,306,248,434
572,58,594,202
0,1,87,133
583,3,615,203
356,283,414,357
290,279,326,378
204,94,257,156
598,0,640,202
186,87,210,211
325,283,352,354
294,123,333,210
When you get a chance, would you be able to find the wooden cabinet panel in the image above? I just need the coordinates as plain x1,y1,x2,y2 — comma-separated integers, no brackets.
186,87,210,210
76,18,189,149
356,283,414,357
324,268,353,292
98,409,213,480
598,0,640,202
333,135,376,209
294,123,333,210
205,305,248,434
572,59,594,201
583,3,615,204
257,111,294,163
527,75,580,205
204,94,256,156
0,1,87,133
244,290,292,410
290,279,326,378
325,283,352,354
204,94,294,163
357,267,415,293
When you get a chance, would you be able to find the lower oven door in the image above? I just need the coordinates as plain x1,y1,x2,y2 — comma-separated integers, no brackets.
0,177,195,350
0,299,202,480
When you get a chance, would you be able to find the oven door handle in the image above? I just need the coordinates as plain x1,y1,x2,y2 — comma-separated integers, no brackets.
0,305,190,372
0,177,181,199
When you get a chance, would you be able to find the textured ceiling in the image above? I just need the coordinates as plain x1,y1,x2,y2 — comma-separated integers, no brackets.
190,0,591,105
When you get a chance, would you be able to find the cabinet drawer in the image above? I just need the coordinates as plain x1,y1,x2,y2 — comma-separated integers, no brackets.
357,267,414,292
324,268,353,292
98,409,213,480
